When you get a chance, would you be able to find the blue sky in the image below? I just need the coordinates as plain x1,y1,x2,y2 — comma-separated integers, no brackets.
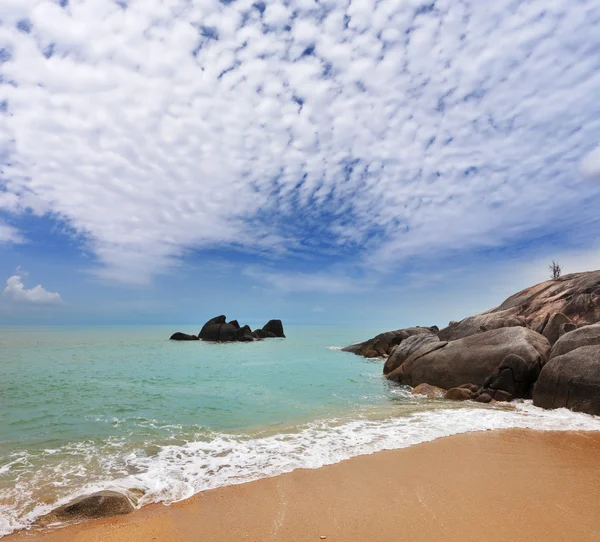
1,0,600,327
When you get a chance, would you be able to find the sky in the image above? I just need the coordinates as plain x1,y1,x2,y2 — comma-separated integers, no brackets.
1,0,600,327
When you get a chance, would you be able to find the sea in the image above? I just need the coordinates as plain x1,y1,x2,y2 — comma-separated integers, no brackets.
2,324,600,536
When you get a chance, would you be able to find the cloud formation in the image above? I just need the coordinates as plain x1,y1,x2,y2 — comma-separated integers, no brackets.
1,0,600,282
3,272,62,304
581,145,600,180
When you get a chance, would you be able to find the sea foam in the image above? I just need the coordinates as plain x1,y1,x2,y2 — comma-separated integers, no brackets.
2,402,600,537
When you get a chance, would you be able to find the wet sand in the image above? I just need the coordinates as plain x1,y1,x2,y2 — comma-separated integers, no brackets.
8,429,600,542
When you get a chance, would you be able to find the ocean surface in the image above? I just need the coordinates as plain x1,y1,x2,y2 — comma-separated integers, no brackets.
2,324,600,536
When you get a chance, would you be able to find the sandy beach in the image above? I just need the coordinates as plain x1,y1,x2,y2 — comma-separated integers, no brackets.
7,428,600,542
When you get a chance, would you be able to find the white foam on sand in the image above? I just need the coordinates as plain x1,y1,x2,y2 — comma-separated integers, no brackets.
3,402,600,537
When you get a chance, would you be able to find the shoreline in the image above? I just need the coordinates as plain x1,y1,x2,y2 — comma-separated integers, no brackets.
7,428,600,541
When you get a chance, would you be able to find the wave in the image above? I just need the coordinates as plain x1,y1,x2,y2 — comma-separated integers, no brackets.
2,403,600,536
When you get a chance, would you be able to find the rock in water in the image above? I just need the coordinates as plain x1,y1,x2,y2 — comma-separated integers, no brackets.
37,491,134,526
199,315,227,341
195,316,285,342
169,332,199,341
533,345,600,415
217,323,238,342
262,319,285,338
444,387,474,401
411,383,446,399
342,327,437,358
386,327,550,397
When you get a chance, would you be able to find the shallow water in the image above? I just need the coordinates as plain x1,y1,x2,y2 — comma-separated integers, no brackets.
2,325,600,536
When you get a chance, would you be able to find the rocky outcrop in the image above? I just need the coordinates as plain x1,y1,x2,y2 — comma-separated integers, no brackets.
438,270,600,343
550,323,600,359
342,326,438,358
169,332,199,341
383,334,440,375
170,316,285,343
37,491,134,526
533,345,600,415
342,270,600,414
262,319,286,338
386,327,550,398
199,316,285,342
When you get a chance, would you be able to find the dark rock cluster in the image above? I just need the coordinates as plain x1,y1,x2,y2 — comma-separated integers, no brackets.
344,270,600,416
170,316,285,343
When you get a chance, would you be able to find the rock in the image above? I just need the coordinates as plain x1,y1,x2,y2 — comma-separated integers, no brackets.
475,393,493,403
383,334,440,375
266,331,276,338
199,323,222,341
411,383,446,399
438,270,600,342
262,319,285,338
386,327,550,397
484,354,538,398
458,383,480,392
560,322,577,336
169,332,198,341
438,311,527,342
445,387,474,401
492,390,513,402
533,345,600,415
343,327,438,358
37,491,134,526
542,313,575,346
197,316,285,342
235,325,254,340
218,323,238,342
550,323,600,359
199,315,227,341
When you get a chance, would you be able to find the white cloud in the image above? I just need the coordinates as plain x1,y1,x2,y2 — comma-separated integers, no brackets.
0,0,600,283
3,273,62,304
581,145,600,180
0,221,24,243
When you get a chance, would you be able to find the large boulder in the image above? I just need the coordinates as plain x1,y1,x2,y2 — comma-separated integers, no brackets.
37,491,134,526
438,311,527,342
386,327,550,397
533,345,600,415
262,319,285,338
383,334,440,375
169,332,199,341
343,326,438,358
218,323,239,342
550,323,600,359
438,270,600,342
199,315,227,341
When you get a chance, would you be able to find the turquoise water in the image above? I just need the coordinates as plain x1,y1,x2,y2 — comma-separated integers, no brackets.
2,325,600,536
